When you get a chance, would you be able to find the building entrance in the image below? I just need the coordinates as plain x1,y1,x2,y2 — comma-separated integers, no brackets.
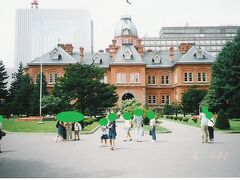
122,93,134,101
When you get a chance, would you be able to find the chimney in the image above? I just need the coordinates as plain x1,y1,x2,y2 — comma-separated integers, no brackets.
64,44,74,54
58,44,65,50
137,39,142,46
170,47,174,63
112,39,117,46
79,47,84,63
179,43,194,54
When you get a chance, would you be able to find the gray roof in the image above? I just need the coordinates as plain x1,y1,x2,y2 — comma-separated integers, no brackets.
144,51,182,68
112,44,145,65
27,45,215,68
28,46,77,65
177,46,215,64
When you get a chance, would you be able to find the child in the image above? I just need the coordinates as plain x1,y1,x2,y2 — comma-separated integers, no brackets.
100,125,108,147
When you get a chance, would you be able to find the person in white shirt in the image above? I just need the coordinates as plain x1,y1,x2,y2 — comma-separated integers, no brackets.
73,122,82,141
123,119,133,141
199,109,209,143
134,115,143,142
208,118,215,142
100,125,108,147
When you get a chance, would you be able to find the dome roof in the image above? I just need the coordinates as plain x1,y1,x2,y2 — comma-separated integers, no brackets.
114,16,138,37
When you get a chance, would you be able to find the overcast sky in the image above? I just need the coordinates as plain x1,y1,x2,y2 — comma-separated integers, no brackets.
1,0,240,68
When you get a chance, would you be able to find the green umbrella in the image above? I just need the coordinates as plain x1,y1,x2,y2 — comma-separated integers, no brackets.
56,111,84,122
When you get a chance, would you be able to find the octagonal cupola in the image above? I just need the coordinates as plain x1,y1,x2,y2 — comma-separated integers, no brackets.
114,15,138,38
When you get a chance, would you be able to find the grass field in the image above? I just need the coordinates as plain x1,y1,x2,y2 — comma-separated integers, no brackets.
2,119,99,134
164,117,240,132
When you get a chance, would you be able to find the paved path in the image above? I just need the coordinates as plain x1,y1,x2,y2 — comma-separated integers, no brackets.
0,120,240,178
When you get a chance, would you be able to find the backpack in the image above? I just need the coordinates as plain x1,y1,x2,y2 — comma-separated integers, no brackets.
0,129,6,140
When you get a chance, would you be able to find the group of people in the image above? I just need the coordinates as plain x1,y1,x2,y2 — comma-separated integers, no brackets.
199,110,215,143
100,115,157,150
55,121,82,142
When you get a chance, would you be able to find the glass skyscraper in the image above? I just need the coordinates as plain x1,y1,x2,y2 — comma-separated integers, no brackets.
15,9,94,67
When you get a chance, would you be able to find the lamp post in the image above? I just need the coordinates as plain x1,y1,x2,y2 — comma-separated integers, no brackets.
39,20,43,120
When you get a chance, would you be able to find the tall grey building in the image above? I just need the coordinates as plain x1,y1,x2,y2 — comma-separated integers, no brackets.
142,26,240,56
15,8,94,68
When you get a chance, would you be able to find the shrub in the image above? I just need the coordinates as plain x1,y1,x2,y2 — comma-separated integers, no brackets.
178,117,183,121
170,116,174,120
166,115,170,119
192,117,198,123
183,117,189,122
83,118,95,127
174,116,178,120
215,109,230,129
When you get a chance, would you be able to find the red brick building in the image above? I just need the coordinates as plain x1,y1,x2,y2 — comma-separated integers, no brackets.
25,16,215,111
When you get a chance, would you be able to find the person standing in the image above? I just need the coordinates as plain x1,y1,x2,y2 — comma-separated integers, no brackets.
199,109,209,143
73,121,82,141
0,121,3,153
134,115,143,142
208,118,215,142
149,118,156,142
55,121,64,142
123,119,132,141
65,122,73,141
108,121,117,150
100,125,108,147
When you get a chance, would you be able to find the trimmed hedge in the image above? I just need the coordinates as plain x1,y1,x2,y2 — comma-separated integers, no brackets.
183,117,189,122
192,117,198,123
178,117,183,121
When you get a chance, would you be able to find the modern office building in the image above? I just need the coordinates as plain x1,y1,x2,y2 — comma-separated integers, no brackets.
15,6,93,68
142,26,240,56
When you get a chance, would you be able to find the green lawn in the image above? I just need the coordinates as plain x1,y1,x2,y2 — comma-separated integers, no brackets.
131,121,170,133
143,124,170,133
163,117,240,132
2,118,99,134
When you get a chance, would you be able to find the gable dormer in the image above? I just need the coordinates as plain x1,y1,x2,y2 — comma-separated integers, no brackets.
50,49,61,60
123,47,133,60
92,54,103,64
152,54,162,64
194,48,205,59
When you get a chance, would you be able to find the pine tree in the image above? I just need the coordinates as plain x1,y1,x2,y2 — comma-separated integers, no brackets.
7,63,24,115
30,73,48,115
54,64,118,116
0,60,9,114
12,75,33,116
215,109,230,129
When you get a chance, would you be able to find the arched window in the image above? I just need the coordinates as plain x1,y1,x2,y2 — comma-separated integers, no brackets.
124,48,132,60
196,50,204,59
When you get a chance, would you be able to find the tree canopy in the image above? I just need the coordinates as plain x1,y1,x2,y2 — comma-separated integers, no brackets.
0,60,8,114
54,63,118,116
182,86,207,115
203,29,240,118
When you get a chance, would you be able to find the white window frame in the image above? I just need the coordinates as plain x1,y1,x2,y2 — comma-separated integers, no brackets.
130,73,140,84
148,76,156,85
184,72,193,82
49,73,58,84
117,73,126,84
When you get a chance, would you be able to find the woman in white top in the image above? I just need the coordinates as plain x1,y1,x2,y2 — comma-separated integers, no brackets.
123,119,132,141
